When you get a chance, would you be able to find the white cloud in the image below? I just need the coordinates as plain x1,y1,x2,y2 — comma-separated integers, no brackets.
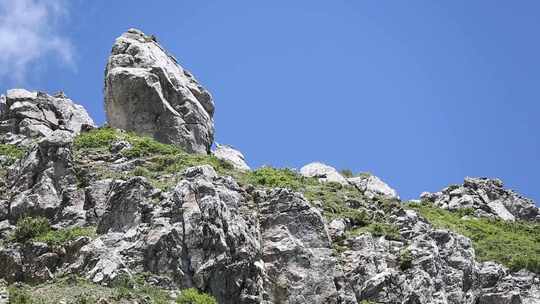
0,0,74,83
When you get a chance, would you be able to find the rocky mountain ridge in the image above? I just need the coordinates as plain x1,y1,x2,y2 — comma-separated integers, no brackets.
0,29,538,304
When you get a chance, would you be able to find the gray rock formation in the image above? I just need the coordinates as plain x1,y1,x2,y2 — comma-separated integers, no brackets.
212,143,250,171
256,189,355,304
338,208,540,303
0,89,95,143
0,30,538,303
348,174,399,200
0,129,538,303
6,130,82,225
300,162,349,185
420,177,539,221
105,29,214,154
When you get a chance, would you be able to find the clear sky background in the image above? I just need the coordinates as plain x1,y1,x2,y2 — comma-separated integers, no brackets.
0,0,538,203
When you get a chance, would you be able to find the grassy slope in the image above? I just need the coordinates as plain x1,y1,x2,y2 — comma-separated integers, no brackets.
407,202,540,273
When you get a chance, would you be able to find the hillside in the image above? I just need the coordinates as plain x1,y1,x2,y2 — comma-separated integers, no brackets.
0,29,538,304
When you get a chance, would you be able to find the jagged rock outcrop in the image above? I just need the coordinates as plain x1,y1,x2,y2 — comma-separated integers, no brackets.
213,143,250,171
421,177,539,221
300,162,348,185
348,174,399,200
0,128,538,303
0,89,95,145
6,130,84,225
0,30,538,304
255,189,355,304
337,208,540,304
105,29,214,154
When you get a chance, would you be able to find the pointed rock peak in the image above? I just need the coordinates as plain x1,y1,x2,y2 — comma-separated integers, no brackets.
105,28,215,154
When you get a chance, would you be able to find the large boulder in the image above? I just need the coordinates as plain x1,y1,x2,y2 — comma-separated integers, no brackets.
104,28,214,154
420,177,539,221
0,89,95,141
348,174,399,200
212,143,250,171
300,162,348,185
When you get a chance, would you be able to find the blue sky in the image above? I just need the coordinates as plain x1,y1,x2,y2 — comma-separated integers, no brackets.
0,0,539,203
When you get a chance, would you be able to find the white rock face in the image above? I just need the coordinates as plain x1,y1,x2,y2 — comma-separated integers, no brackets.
6,89,37,100
300,162,348,185
105,29,214,154
212,143,250,171
0,89,95,139
348,174,399,200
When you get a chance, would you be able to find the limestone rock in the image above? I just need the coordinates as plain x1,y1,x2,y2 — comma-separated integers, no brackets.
420,177,539,221
0,89,95,140
7,130,80,223
348,174,399,200
256,189,355,304
300,162,348,185
96,177,155,234
212,143,250,171
105,28,214,153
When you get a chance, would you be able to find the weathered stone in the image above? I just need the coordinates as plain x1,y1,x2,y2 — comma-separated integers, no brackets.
212,143,250,171
97,177,154,234
300,162,348,185
0,89,95,140
8,130,79,223
420,177,539,221
256,189,354,304
105,29,214,153
348,174,399,200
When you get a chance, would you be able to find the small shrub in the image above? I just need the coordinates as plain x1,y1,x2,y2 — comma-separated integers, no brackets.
0,144,25,162
367,223,401,240
177,288,217,304
340,169,354,178
33,227,97,247
242,167,305,190
8,286,33,304
122,133,181,158
12,217,51,243
73,293,96,304
340,209,370,226
74,128,118,149
399,249,413,271
132,166,152,178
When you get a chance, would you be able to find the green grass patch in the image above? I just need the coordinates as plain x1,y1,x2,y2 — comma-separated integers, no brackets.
399,249,413,271
407,202,540,273
7,275,171,304
346,222,401,240
73,128,238,191
73,127,118,150
177,288,217,304
11,216,96,246
12,217,51,243
0,144,25,165
240,167,309,190
33,227,97,247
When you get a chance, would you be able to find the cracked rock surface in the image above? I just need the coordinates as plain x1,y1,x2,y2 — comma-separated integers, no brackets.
105,28,214,154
